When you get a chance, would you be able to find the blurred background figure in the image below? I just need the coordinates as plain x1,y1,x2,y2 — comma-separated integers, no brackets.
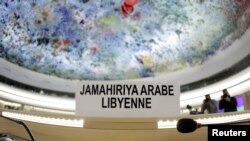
200,94,218,114
186,105,199,115
219,89,238,112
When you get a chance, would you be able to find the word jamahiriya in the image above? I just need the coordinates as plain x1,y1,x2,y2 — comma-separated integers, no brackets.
80,84,174,96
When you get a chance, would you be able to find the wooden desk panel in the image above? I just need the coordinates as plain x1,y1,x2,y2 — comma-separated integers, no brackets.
0,117,206,141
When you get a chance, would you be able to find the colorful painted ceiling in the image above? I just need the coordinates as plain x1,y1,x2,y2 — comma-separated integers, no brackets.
0,0,250,80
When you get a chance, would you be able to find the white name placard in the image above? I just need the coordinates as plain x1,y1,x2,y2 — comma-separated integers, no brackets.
76,81,180,118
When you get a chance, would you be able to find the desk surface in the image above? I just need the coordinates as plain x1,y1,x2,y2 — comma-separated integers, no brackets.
1,110,249,141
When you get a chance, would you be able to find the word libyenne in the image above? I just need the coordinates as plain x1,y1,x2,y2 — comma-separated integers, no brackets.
102,97,152,109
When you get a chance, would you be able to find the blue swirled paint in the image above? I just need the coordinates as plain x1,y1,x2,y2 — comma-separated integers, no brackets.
0,0,249,80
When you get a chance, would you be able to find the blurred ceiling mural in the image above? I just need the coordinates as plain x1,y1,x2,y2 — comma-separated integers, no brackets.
0,0,250,80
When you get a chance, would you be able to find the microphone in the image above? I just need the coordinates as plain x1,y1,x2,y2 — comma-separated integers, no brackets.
177,118,250,133
0,115,35,141
177,118,202,133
